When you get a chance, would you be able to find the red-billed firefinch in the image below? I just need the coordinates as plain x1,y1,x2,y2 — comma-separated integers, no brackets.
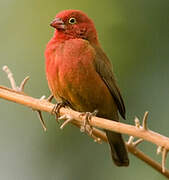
45,9,129,166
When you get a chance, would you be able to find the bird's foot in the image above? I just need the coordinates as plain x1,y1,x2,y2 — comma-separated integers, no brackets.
52,102,66,122
89,131,102,144
79,110,98,134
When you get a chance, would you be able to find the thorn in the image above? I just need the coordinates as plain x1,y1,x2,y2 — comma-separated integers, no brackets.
2,66,47,132
57,114,69,125
162,148,168,173
36,110,47,131
60,116,73,129
58,114,68,121
2,65,17,90
19,76,30,92
127,136,134,145
133,138,144,147
142,111,149,130
157,146,163,155
134,117,140,128
39,95,46,100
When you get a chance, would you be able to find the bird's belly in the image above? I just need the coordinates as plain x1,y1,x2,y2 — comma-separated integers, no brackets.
56,61,117,118
45,38,118,119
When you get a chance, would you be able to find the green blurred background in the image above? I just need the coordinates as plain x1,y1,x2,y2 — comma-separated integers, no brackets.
0,0,169,179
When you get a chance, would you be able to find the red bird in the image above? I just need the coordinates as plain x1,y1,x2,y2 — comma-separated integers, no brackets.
45,9,129,166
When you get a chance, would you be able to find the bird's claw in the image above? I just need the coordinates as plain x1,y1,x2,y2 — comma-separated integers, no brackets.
79,109,98,133
79,110,101,143
52,102,66,122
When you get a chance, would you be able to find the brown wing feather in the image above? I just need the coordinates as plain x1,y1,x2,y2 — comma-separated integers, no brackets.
93,45,126,119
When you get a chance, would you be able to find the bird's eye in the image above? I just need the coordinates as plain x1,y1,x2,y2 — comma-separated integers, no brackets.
68,17,77,24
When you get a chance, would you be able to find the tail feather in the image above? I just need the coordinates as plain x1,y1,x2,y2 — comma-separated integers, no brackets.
106,130,129,166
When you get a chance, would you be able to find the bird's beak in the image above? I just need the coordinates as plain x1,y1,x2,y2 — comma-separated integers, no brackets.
50,18,65,30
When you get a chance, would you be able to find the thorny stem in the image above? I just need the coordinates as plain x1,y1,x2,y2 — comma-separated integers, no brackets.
1,85,169,178
74,121,169,178
1,66,169,178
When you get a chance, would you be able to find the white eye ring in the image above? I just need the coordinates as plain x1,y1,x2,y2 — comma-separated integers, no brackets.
69,17,77,24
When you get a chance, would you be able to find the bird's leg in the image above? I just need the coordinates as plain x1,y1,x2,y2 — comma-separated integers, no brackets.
86,126,102,144
51,102,66,121
80,110,98,134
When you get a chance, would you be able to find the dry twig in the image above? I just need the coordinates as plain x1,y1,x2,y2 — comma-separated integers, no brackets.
1,66,169,178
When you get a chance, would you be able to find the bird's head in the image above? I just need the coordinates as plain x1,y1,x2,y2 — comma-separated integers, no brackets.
50,10,98,44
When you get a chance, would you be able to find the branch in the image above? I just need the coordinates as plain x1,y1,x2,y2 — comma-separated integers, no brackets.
0,85,169,178
82,126,169,178
1,85,168,149
1,66,169,178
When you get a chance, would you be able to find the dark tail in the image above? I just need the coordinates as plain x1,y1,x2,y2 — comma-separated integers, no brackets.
106,130,129,166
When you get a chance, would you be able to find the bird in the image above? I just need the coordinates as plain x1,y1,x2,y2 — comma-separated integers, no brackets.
45,9,129,166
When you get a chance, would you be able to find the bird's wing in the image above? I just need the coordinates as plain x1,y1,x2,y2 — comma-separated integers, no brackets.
93,45,126,119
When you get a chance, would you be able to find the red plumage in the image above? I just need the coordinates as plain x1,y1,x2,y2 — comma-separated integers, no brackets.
45,9,129,166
